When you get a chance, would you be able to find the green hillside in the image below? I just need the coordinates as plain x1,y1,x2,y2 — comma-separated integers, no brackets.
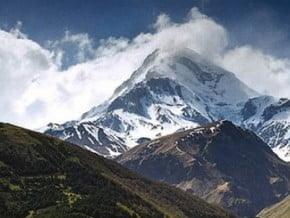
0,123,233,218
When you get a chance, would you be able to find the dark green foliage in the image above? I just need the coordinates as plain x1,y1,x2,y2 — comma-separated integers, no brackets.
0,123,233,218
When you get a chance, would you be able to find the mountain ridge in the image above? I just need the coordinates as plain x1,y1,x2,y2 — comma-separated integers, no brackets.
116,120,290,217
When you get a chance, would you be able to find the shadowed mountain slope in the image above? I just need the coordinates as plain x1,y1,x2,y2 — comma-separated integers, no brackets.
0,122,233,218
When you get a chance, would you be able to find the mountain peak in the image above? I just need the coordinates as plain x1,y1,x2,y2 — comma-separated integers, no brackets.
82,48,259,120
114,47,258,101
44,48,266,158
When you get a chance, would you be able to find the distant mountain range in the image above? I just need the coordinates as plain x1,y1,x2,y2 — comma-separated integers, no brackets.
42,48,290,161
117,120,290,217
0,122,233,218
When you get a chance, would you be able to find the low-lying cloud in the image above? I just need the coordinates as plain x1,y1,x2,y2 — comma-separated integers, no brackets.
1,8,290,128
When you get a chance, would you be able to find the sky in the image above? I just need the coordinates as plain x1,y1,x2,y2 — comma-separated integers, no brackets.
1,0,290,128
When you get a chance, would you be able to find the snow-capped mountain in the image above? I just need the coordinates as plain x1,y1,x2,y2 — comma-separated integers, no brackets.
43,48,290,160
241,96,290,161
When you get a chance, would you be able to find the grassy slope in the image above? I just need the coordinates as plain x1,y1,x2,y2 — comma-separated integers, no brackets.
0,123,233,218
257,195,290,218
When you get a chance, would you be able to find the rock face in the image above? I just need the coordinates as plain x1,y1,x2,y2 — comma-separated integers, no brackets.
0,122,233,218
43,48,290,161
117,121,290,217
44,122,127,158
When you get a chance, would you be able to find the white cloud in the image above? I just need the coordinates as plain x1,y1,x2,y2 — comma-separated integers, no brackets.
46,31,96,69
1,8,290,129
219,46,290,97
0,28,56,126
9,21,27,39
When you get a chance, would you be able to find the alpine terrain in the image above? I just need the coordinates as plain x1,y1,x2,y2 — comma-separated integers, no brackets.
43,48,290,161
117,120,290,217
0,122,233,218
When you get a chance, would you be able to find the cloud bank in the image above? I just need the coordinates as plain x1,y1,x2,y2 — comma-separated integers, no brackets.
1,8,290,128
